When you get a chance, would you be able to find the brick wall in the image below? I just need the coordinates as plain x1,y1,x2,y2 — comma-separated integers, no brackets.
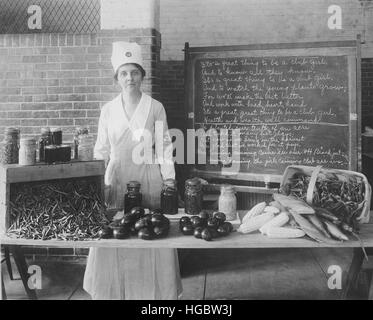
160,0,366,61
0,29,161,143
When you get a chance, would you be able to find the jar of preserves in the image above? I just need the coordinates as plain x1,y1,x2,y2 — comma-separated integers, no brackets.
161,179,178,215
19,137,36,166
38,127,51,162
78,134,94,161
124,181,142,213
50,127,62,145
73,126,89,160
218,184,237,221
184,178,203,215
0,127,20,164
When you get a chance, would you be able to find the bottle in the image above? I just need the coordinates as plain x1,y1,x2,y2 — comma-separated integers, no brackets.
38,127,51,162
124,181,142,213
74,126,89,160
184,178,203,215
19,137,36,166
0,127,20,164
218,184,237,221
161,179,179,215
78,134,94,161
50,127,62,145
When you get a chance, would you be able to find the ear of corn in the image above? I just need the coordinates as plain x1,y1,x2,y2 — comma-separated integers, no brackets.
259,212,289,235
242,202,266,224
266,227,306,238
238,211,274,234
263,206,280,214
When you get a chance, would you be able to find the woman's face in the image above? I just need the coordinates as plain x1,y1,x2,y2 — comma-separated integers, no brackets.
116,64,143,93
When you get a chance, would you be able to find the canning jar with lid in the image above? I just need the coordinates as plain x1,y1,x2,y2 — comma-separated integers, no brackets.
74,126,89,160
50,127,62,145
78,134,94,161
124,181,142,213
184,178,203,215
0,127,20,164
19,137,36,166
38,127,51,162
161,179,178,215
218,184,237,221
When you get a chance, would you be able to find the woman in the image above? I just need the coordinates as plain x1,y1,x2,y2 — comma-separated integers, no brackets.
83,41,182,300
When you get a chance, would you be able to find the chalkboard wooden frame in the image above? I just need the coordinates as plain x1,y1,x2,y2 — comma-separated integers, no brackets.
184,39,362,185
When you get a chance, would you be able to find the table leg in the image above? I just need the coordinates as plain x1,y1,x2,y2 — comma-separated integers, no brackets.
341,248,364,299
1,274,6,300
9,246,37,300
4,246,14,280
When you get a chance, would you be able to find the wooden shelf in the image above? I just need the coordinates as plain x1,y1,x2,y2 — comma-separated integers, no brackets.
0,160,105,183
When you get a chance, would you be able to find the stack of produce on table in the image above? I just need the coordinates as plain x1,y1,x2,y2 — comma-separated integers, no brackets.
7,177,108,241
238,201,306,239
99,207,170,240
179,211,233,241
238,192,365,244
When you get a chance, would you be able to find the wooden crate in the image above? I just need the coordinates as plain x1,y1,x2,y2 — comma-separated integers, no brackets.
0,160,105,235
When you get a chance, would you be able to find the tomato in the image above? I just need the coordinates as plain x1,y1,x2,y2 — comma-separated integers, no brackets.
199,210,210,220
181,223,194,235
134,218,151,231
98,226,113,239
120,214,136,227
201,228,213,241
213,211,226,224
190,215,205,228
207,217,219,229
112,226,130,239
193,226,203,239
138,227,154,240
222,221,233,233
153,226,169,238
130,206,145,220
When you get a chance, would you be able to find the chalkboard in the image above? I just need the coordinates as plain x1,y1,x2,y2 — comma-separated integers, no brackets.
185,41,361,182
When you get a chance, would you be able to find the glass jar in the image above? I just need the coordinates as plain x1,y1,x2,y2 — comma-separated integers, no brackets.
50,127,62,145
38,127,51,162
73,126,89,160
78,134,94,161
218,184,237,221
184,178,203,215
19,137,36,166
0,127,20,164
124,181,142,213
161,179,179,215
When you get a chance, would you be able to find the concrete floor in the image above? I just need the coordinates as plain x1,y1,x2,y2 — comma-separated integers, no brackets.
2,248,372,300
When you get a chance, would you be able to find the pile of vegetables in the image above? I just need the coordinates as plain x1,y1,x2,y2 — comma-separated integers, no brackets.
281,170,367,236
179,211,234,241
7,178,108,241
99,207,170,240
238,201,306,239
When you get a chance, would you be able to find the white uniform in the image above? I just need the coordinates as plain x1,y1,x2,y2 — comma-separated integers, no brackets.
83,93,182,300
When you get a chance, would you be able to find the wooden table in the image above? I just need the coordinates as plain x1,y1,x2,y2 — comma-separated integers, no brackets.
1,212,373,300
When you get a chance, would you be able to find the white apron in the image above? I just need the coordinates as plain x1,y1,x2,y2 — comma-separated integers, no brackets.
83,93,182,300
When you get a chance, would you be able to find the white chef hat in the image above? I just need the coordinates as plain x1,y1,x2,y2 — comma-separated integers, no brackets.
111,41,144,75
